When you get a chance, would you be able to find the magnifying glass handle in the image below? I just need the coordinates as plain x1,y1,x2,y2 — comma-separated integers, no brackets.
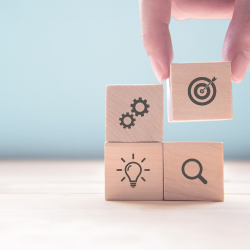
199,175,207,184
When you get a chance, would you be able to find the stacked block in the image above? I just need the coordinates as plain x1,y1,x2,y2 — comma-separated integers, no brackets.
105,143,163,201
105,84,164,200
106,85,163,142
105,62,229,202
167,62,233,122
164,143,224,201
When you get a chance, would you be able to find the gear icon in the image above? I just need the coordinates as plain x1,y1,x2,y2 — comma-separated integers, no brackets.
130,97,150,117
119,112,136,129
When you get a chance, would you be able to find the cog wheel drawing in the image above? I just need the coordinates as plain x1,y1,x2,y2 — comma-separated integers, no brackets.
119,112,136,129
130,97,150,117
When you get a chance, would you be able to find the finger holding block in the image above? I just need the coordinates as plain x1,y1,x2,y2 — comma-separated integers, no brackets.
106,85,163,142
163,142,224,201
167,62,233,122
105,143,163,201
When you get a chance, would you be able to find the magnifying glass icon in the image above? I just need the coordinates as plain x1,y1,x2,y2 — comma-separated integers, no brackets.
182,159,207,184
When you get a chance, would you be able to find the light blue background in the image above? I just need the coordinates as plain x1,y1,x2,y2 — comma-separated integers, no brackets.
0,1,249,159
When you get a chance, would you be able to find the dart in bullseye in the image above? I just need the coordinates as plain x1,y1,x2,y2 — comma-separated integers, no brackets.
200,77,217,94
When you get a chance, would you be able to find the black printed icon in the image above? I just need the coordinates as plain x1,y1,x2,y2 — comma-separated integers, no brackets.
117,154,150,188
131,97,150,117
188,77,217,106
182,158,207,184
119,97,150,129
119,112,136,129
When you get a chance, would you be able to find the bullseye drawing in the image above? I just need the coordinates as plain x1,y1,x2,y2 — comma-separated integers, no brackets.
188,77,217,106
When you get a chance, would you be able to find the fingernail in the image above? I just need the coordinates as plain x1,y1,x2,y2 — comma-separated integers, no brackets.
149,57,163,82
231,51,250,83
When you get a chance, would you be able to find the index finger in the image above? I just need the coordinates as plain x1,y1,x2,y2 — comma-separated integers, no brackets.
139,0,173,82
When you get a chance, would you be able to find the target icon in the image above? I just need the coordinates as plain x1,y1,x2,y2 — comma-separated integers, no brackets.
188,77,217,106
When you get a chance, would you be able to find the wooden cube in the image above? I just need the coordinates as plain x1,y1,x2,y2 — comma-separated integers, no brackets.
105,142,163,200
163,142,224,201
106,85,163,142
167,62,233,122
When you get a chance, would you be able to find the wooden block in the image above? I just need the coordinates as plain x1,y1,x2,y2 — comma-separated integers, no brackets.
105,142,163,200
163,142,224,201
106,85,163,142
167,62,233,122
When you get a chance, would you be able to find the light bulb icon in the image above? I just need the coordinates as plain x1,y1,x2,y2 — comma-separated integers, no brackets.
117,153,150,188
125,162,142,188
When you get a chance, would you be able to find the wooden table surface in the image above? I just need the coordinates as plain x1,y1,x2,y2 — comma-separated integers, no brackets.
0,160,249,249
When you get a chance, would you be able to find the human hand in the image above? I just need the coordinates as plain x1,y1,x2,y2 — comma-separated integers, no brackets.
139,0,250,83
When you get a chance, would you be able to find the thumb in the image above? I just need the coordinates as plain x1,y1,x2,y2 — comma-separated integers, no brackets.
222,0,250,83
139,0,173,82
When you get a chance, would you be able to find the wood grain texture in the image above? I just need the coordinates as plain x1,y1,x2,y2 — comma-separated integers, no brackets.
105,143,163,200
0,160,249,195
0,194,250,249
106,85,163,142
167,62,233,122
0,160,104,194
164,142,224,201
0,160,249,249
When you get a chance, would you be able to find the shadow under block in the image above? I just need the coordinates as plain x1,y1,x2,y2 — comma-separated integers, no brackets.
106,85,163,142
167,62,233,122
163,142,224,201
105,143,163,201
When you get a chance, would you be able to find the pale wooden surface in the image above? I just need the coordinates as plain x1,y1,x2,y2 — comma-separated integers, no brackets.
168,62,233,122
106,85,163,142
105,143,163,200
164,143,224,201
0,160,249,249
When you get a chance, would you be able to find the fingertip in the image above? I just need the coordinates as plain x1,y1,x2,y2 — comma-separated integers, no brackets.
231,51,250,83
231,74,240,84
149,57,169,82
149,57,164,82
149,54,171,83
161,73,169,82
